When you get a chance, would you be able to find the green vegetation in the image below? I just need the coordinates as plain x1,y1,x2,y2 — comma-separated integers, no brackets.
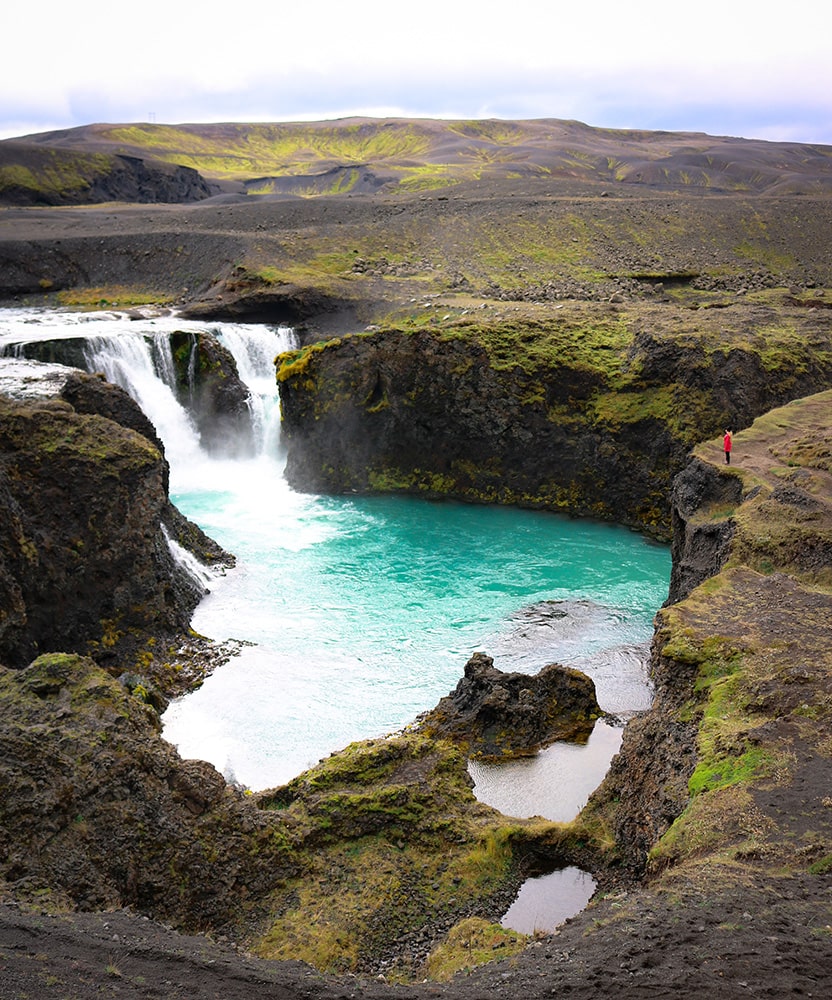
252,734,546,979
438,314,632,376
425,917,528,980
56,286,175,308
102,122,436,182
589,384,716,442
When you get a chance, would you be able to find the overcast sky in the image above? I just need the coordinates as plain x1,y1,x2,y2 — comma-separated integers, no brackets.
3,1,830,144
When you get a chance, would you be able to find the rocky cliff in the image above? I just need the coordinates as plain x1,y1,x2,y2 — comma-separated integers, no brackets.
277,306,832,535
0,371,229,672
2,340,832,994
580,390,832,884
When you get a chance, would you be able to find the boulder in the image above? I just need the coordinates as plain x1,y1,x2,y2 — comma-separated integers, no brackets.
168,330,255,455
419,651,601,756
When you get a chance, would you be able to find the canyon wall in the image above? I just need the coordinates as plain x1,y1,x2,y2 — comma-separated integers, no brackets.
277,318,832,535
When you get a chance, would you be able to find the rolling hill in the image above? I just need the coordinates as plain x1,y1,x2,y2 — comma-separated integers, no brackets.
3,117,832,205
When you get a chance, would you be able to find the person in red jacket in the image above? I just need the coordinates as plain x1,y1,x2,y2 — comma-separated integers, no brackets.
723,429,733,465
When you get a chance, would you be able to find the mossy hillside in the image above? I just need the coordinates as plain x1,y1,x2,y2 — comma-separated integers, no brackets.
0,149,118,201
61,120,832,204
93,120,623,193
569,390,832,905
252,733,557,978
0,652,582,981
624,393,832,887
646,568,832,879
104,121,437,182
0,654,304,928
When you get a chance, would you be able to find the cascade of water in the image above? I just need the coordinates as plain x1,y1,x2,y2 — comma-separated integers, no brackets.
0,311,295,462
68,317,297,479
161,523,219,591
149,331,180,391
82,333,204,475
215,324,296,453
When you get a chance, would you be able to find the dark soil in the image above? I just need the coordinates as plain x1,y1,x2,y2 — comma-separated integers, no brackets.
3,872,831,999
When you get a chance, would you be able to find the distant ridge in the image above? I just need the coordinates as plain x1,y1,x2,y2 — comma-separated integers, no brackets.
2,118,832,206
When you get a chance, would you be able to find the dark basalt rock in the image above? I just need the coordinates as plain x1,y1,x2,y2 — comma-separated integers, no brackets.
0,395,173,667
666,456,742,604
0,374,231,669
276,322,832,538
168,330,254,455
419,651,601,756
60,368,166,462
277,328,683,533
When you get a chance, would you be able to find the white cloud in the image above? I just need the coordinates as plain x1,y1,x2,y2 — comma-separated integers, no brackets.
2,1,831,142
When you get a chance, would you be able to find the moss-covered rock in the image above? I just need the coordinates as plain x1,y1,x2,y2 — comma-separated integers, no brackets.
252,732,550,978
0,653,297,928
277,305,832,536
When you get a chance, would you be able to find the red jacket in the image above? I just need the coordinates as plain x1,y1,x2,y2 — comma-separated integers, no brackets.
724,432,732,452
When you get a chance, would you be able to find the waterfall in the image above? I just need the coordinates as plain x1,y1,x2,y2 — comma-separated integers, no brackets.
214,324,293,454
161,523,219,592
0,310,296,470
71,318,297,475
84,332,204,471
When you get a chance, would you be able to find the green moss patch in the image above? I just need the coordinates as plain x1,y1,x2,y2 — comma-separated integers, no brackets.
425,917,528,981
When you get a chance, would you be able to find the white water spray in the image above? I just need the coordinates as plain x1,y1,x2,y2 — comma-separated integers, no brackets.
0,310,296,476
161,523,220,592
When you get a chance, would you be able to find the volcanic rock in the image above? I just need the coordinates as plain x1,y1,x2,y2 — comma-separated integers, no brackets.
419,651,601,756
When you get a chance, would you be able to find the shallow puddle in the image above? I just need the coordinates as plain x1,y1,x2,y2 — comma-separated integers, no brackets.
468,718,623,822
500,866,597,935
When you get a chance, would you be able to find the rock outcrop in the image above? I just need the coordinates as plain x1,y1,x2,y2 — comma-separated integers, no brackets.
581,390,832,880
0,374,230,670
419,651,601,756
0,652,296,926
277,316,832,535
0,142,214,207
666,456,743,604
168,330,255,455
